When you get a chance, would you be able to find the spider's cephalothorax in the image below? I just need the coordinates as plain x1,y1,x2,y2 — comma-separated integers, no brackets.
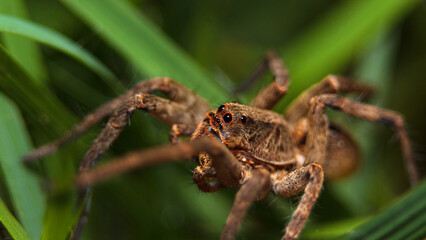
191,103,298,192
24,52,419,240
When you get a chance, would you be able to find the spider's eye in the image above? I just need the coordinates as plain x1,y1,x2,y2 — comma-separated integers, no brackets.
240,116,247,124
223,113,233,123
217,105,225,112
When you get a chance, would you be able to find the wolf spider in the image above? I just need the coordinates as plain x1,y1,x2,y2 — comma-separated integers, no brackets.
24,52,419,239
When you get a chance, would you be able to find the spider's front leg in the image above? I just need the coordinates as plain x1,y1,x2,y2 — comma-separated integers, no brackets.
77,137,242,188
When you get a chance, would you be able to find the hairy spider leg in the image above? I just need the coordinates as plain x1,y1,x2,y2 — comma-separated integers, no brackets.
77,137,242,188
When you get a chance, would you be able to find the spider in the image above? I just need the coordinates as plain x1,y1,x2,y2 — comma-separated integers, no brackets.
24,51,419,240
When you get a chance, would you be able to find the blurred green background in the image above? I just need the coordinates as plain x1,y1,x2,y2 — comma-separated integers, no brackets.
0,0,425,239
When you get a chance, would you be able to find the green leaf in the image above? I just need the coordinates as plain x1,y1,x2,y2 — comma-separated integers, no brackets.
0,0,46,82
0,197,31,240
0,93,45,239
343,180,426,240
0,14,119,91
60,0,228,103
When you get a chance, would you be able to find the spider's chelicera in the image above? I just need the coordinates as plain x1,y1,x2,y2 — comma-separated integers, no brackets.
24,52,419,240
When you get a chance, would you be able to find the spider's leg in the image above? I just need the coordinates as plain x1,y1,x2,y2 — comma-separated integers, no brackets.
220,168,271,240
23,77,210,163
285,75,374,124
250,51,290,110
77,137,242,187
309,94,419,186
22,93,128,163
79,93,198,172
272,164,324,240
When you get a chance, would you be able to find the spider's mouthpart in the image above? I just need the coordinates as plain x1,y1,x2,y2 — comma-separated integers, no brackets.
208,126,222,142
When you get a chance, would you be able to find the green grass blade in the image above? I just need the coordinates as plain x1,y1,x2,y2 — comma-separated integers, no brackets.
0,93,45,240
277,0,420,111
343,180,426,240
0,0,46,82
302,217,370,239
0,44,78,240
61,0,228,103
0,197,31,240
41,193,75,240
0,14,119,90
0,44,76,133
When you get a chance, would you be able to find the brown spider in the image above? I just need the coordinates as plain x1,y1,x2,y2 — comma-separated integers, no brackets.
24,52,419,240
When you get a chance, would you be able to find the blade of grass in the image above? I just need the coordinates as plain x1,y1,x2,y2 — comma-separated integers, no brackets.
0,44,76,133
41,193,75,240
0,0,46,82
0,197,30,240
61,0,228,104
277,0,419,111
343,179,426,239
0,44,78,240
0,14,121,92
302,217,369,239
0,93,45,240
